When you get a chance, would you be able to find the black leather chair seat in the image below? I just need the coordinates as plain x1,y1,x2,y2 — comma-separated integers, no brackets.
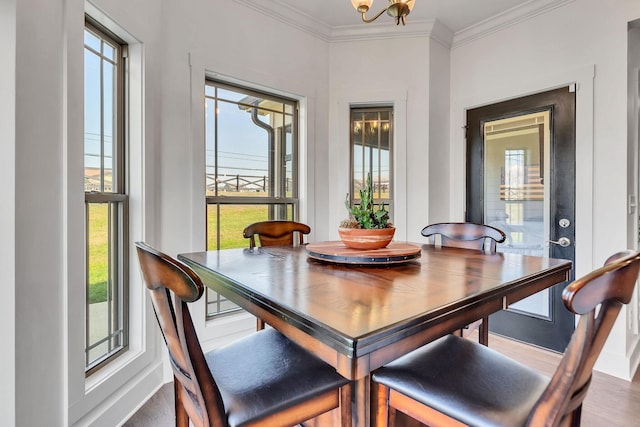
206,328,349,427
372,335,549,427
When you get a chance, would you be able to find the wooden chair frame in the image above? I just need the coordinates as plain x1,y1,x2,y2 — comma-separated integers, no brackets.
243,220,311,329
421,222,507,344
243,220,311,249
372,250,640,427
421,222,506,253
135,242,352,427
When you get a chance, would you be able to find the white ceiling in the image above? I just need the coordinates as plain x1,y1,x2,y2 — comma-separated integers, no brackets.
253,0,535,33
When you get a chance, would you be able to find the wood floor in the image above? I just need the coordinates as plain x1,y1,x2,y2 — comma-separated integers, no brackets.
123,333,640,426
489,334,640,426
123,382,174,427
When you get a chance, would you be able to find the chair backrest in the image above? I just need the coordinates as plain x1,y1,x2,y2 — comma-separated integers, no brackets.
421,222,506,253
243,220,311,248
528,249,640,426
134,242,226,427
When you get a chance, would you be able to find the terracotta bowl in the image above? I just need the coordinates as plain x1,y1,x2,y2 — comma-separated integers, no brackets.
338,227,396,250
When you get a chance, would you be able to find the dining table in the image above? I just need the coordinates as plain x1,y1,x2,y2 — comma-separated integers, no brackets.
178,242,572,427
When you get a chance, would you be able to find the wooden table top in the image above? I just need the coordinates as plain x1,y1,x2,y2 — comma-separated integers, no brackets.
179,244,571,360
180,244,571,426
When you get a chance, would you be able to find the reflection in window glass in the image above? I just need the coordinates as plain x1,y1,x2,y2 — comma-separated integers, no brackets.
483,113,550,316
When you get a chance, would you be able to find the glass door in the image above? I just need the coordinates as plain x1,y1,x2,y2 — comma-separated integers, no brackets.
484,112,550,317
466,87,576,351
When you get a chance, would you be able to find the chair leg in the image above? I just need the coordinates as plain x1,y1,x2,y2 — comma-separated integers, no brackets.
569,404,583,427
174,381,189,427
479,316,489,346
371,381,390,427
388,407,397,427
256,317,265,330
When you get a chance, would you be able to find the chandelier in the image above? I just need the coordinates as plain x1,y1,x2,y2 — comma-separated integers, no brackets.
351,0,415,26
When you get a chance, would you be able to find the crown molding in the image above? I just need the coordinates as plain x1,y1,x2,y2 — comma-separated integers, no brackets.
233,0,574,47
453,0,575,48
330,19,452,45
233,0,445,43
429,19,456,48
232,0,332,41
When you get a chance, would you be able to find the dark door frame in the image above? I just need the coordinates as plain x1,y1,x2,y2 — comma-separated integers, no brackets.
466,86,576,351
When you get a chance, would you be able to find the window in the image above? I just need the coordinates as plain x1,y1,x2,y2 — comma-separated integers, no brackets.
350,107,393,213
84,19,128,374
502,149,525,201
204,80,298,318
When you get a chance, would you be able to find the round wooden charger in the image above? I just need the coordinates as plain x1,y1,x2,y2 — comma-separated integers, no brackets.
306,241,422,265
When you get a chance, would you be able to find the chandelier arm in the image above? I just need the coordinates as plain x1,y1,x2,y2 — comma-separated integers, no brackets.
361,6,390,23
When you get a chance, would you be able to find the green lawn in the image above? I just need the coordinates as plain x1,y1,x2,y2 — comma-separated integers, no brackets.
87,204,109,304
207,204,272,249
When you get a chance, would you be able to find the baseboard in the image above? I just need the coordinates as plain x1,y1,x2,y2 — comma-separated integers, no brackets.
116,374,167,427
626,334,640,380
71,360,165,427
594,347,637,381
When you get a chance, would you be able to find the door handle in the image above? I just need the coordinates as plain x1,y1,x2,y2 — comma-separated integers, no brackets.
548,237,571,247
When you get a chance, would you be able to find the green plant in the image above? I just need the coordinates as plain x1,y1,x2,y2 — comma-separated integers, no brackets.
340,174,392,229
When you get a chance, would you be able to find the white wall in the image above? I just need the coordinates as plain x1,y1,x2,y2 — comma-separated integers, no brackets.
15,0,66,423
0,1,16,425
156,0,332,344
328,33,434,243
427,31,452,223
448,0,640,379
158,0,330,252
12,0,166,425
629,20,640,358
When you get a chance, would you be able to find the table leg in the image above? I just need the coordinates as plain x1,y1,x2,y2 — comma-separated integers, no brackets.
479,316,489,346
353,375,370,427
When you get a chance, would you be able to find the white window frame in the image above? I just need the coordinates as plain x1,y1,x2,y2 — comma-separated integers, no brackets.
83,17,129,375
203,79,300,319
349,106,394,216
67,4,159,424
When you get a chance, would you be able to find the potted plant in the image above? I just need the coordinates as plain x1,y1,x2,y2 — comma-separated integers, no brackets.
339,174,395,249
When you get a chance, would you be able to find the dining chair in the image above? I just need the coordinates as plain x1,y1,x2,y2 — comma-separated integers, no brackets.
421,221,506,253
243,220,311,249
421,222,507,345
135,242,352,427
243,220,311,330
371,249,640,427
